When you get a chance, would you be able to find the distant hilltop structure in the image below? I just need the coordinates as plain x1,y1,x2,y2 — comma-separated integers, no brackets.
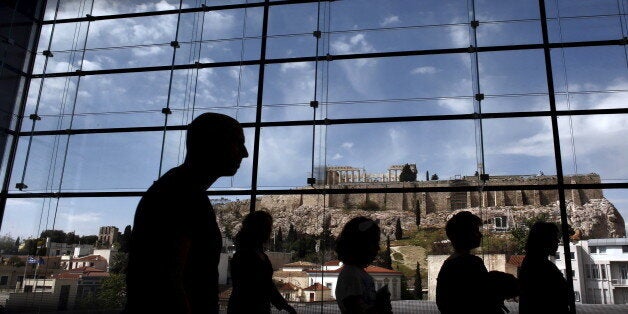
309,165,602,213
315,164,418,184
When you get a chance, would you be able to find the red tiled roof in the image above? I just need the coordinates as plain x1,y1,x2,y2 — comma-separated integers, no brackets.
508,255,525,267
323,260,341,266
273,270,308,277
73,255,105,262
277,282,300,291
51,267,108,279
305,265,402,275
284,261,318,268
303,283,330,291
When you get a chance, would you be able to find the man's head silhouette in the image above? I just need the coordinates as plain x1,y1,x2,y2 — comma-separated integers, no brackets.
185,112,248,185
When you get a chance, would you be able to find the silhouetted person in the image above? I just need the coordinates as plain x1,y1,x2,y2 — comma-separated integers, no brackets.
126,113,248,314
519,222,570,314
335,216,392,314
436,211,518,314
227,211,296,314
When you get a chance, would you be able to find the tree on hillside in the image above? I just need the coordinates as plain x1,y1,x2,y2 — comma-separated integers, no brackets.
395,218,403,240
426,171,430,181
414,261,423,299
399,164,417,182
510,213,553,254
414,202,421,227
80,235,98,245
97,273,126,309
431,173,439,180
384,236,392,269
274,227,283,252
109,252,128,274
0,235,17,254
286,224,297,244
118,225,132,253
66,232,80,245
40,230,66,243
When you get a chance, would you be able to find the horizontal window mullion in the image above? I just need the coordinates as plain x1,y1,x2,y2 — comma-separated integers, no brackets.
30,39,625,79
3,182,627,199
40,0,333,25
15,108,628,137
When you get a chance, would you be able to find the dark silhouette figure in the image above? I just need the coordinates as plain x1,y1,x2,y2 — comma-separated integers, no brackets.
126,113,248,314
335,216,392,314
519,222,570,314
436,211,518,314
227,211,296,314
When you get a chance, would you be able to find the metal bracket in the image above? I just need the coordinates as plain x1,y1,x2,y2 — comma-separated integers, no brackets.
42,50,53,57
475,93,484,101
170,41,180,48
310,100,319,108
470,20,479,28
15,183,28,190
313,30,322,38
162,108,172,115
467,45,476,53
307,177,316,185
29,114,41,121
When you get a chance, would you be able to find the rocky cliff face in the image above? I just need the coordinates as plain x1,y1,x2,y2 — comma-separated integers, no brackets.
214,195,625,239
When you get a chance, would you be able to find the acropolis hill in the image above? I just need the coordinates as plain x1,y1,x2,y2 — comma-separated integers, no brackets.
214,167,625,240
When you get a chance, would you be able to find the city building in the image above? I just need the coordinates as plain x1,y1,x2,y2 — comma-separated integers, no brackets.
97,226,119,248
555,238,628,304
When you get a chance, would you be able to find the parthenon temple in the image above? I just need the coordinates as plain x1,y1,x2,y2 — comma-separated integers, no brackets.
322,164,418,185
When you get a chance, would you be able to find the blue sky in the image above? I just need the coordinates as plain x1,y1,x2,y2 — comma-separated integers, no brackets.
1,0,627,239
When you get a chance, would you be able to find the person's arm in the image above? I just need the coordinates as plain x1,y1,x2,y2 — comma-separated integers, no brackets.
173,235,192,312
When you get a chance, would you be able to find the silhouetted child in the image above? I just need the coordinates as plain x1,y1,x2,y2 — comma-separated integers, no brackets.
227,211,296,314
519,222,570,314
335,216,393,314
436,211,518,314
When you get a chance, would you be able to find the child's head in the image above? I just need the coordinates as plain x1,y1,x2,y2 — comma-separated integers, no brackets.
335,216,381,267
525,221,560,257
235,210,273,249
445,211,483,252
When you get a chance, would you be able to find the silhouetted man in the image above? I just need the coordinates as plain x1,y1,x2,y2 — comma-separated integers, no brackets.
126,113,248,313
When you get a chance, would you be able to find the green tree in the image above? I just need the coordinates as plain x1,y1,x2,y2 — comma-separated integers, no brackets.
19,238,42,255
274,227,283,252
510,213,552,254
109,252,128,274
97,273,126,309
40,230,66,243
80,235,98,245
399,274,415,300
384,236,392,269
431,173,439,180
0,235,16,254
399,164,417,182
66,232,80,245
414,202,421,227
426,171,430,181
118,225,132,253
286,224,297,245
414,261,423,299
7,255,24,267
395,218,403,240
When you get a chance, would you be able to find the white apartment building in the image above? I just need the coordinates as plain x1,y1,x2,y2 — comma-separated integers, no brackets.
555,238,628,304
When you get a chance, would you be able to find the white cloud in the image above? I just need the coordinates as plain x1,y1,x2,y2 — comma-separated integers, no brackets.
411,66,439,75
280,62,310,72
341,142,354,149
59,212,102,224
380,15,400,27
332,153,343,160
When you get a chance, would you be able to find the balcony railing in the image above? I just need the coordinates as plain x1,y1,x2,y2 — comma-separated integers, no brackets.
611,279,628,286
